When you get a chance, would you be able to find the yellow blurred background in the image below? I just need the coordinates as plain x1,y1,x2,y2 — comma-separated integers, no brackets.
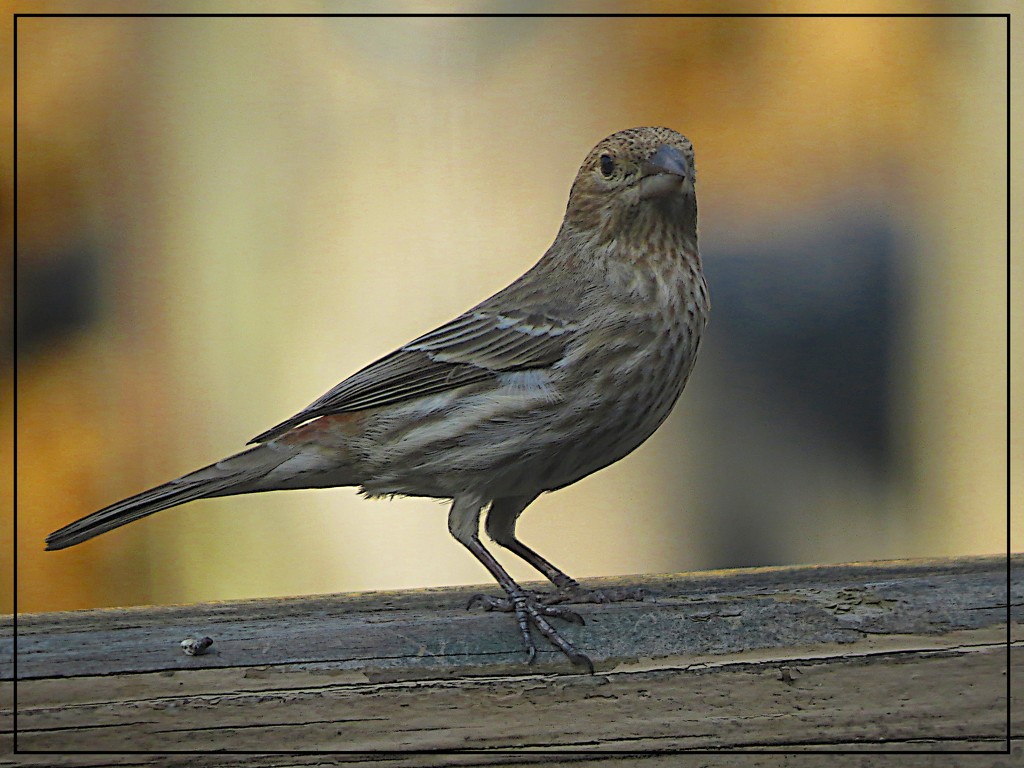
10,6,1019,615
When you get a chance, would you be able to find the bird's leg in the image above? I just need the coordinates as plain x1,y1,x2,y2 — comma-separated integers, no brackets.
449,495,593,672
485,496,647,606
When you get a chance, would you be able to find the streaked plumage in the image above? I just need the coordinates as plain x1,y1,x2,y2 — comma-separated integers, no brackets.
47,127,709,671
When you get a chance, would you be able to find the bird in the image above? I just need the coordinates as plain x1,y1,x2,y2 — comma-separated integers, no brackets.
46,126,710,672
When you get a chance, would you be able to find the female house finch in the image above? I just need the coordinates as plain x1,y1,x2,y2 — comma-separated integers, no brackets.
47,126,709,672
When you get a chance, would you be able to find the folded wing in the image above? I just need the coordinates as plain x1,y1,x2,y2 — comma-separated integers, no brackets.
249,298,579,444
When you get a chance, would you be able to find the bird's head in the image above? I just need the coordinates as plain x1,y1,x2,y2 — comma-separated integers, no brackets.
562,126,697,249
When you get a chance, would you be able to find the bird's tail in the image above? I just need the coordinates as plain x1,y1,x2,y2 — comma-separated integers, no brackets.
45,441,329,551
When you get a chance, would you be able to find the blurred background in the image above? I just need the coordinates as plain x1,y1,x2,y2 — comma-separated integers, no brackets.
10,5,1019,615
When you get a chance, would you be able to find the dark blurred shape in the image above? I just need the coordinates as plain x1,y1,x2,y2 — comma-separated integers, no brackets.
706,213,900,472
16,245,101,359
688,210,904,568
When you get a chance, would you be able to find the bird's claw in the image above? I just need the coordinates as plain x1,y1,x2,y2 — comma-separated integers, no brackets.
467,590,593,673
467,592,510,612
467,592,584,624
545,585,648,606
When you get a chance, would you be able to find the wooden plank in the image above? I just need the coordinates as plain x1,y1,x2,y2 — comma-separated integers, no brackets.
2,555,1018,763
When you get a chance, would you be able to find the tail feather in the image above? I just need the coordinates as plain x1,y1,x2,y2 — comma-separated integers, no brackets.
45,444,295,551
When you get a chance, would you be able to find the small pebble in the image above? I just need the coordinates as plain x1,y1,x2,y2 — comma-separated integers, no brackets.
180,636,214,656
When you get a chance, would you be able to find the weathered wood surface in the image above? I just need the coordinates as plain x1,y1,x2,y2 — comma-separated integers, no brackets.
1,555,1019,766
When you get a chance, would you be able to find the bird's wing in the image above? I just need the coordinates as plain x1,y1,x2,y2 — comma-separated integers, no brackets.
248,296,578,444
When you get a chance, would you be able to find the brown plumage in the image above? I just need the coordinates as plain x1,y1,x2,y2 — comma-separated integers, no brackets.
46,127,709,671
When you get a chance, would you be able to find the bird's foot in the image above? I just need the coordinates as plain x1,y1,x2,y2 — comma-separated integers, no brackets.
543,583,648,606
467,590,593,673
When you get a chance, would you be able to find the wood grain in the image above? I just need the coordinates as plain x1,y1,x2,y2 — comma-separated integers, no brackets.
2,555,1019,765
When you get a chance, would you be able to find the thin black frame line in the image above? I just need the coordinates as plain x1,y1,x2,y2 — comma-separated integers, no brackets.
1003,9,1013,757
11,12,19,755
8,12,1015,20
10,743,1012,757
8,10,1015,757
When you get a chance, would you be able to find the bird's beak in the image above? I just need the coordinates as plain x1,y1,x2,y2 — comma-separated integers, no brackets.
638,144,691,200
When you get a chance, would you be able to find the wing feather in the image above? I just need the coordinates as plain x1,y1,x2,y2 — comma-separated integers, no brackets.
248,296,579,444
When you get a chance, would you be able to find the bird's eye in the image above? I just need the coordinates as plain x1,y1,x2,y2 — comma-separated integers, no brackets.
599,154,615,178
